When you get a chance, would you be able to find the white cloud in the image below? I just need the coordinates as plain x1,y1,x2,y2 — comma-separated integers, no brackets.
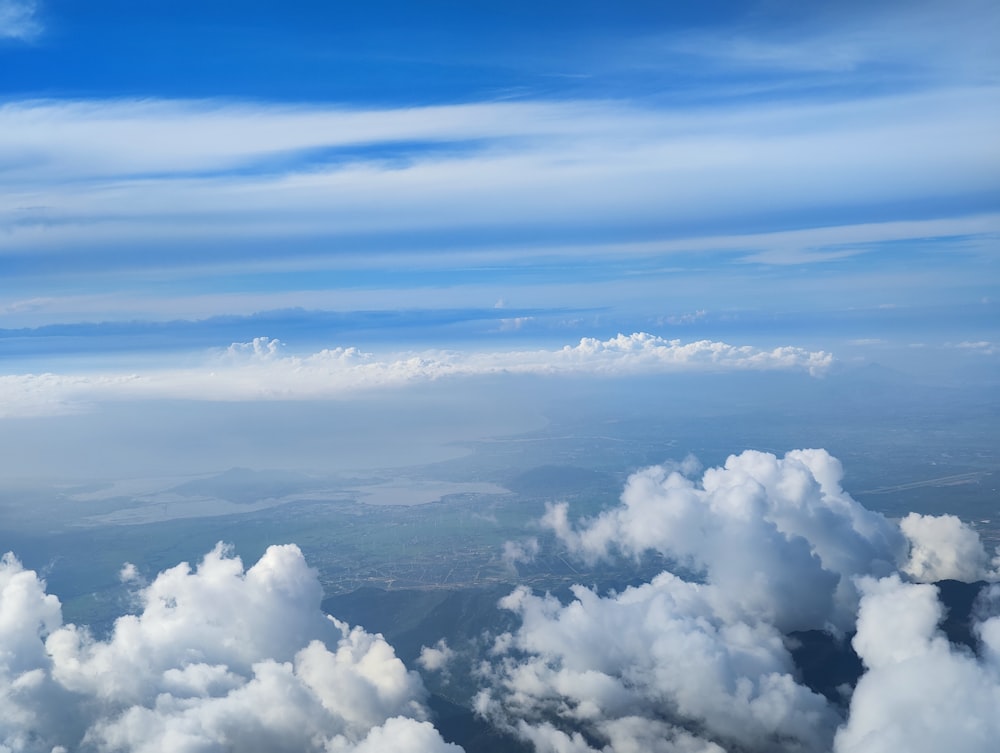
0,544,461,753
418,640,456,674
664,310,707,325
0,0,39,41
477,573,839,753
740,247,864,266
901,513,1000,583
497,316,534,332
481,449,1000,753
2,212,996,330
0,333,834,418
834,575,1000,753
542,449,904,632
1,90,997,259
953,341,997,355
226,336,285,359
118,562,141,584
657,0,1000,83
0,98,650,182
1,297,54,314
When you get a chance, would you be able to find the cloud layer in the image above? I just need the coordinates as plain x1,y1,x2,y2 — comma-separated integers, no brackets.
0,544,460,753
0,333,833,418
482,449,1000,753
2,91,997,252
2,89,997,334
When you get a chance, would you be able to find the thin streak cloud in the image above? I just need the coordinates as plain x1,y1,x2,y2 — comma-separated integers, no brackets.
2,89,997,255
0,0,39,41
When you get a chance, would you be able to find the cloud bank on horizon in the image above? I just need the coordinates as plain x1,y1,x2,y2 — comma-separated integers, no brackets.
480,448,1000,753
0,333,833,418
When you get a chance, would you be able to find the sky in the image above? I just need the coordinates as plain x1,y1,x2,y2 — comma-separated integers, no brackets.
1,5,1000,751
0,0,997,394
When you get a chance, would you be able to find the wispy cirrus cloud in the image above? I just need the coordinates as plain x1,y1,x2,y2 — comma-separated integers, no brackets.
652,0,1000,82
0,0,39,41
2,89,996,339
951,340,997,355
2,90,997,256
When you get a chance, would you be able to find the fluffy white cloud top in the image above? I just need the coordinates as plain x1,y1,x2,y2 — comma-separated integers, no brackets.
0,545,461,753
418,640,456,674
834,576,1000,753
476,573,839,753
900,512,1000,583
484,449,1000,753
0,333,833,418
541,449,905,632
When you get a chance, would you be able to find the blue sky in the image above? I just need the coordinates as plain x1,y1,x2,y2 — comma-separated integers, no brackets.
0,0,998,405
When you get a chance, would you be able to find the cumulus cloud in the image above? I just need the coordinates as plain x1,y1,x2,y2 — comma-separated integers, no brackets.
901,512,1000,583
541,449,904,632
834,575,1000,753
225,336,286,360
483,449,1000,753
477,574,839,753
0,544,461,753
117,562,141,585
0,333,833,418
418,640,456,674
